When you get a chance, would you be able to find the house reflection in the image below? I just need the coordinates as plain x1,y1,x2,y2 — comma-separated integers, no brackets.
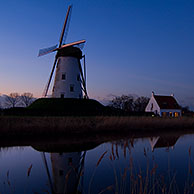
149,135,180,151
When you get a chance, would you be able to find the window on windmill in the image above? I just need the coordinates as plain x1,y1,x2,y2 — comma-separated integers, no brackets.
68,157,72,165
61,94,64,98
62,73,66,80
70,85,74,92
59,170,64,176
77,74,80,81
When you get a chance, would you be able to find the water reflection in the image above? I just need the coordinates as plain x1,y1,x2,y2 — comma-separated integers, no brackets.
50,152,85,194
149,135,180,151
0,132,193,194
34,142,99,194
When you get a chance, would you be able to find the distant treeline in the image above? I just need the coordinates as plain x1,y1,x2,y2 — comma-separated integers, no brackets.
0,92,35,109
108,95,149,112
0,93,193,117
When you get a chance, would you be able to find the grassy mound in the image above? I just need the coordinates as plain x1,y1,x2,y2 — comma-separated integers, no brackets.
1,98,151,116
27,98,106,116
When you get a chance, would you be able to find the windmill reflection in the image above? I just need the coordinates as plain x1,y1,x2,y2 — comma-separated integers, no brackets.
149,135,180,151
51,151,85,194
42,151,86,194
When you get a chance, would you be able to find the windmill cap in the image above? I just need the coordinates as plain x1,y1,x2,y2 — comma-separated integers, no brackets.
57,46,82,59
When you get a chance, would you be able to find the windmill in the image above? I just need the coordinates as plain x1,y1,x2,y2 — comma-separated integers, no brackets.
38,5,88,99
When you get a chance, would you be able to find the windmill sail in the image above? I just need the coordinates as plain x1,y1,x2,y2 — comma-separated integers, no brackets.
38,44,58,57
58,40,86,50
61,5,72,45
59,5,72,47
43,57,58,97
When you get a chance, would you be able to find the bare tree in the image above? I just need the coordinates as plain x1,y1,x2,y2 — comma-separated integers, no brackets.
5,93,20,108
109,94,150,113
109,95,134,112
134,96,149,112
20,93,34,107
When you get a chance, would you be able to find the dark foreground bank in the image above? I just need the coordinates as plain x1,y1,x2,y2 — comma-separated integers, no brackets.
0,116,194,139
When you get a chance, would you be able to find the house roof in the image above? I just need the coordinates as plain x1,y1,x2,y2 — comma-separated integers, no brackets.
153,136,179,149
154,95,180,109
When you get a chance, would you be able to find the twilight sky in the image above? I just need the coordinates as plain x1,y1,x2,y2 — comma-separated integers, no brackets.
0,0,194,108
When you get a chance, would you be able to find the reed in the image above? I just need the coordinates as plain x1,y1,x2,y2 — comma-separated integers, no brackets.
0,116,194,139
85,141,194,194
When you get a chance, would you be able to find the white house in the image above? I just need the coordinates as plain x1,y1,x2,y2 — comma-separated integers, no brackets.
145,92,181,117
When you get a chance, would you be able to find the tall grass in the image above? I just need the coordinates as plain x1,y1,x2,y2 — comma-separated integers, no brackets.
0,117,194,138
86,140,194,194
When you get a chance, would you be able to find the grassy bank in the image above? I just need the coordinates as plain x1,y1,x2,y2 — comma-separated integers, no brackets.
0,116,194,138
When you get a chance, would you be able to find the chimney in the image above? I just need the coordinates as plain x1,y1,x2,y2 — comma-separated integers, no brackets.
152,91,155,97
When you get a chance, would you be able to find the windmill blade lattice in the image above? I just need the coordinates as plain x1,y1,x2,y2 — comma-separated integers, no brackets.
78,59,88,98
38,44,58,57
58,5,72,48
61,5,72,45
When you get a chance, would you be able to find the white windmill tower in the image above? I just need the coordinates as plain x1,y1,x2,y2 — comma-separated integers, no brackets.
38,5,88,99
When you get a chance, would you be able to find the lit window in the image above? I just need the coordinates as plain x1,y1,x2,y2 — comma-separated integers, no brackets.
162,112,167,117
70,85,74,92
175,112,179,117
62,73,66,80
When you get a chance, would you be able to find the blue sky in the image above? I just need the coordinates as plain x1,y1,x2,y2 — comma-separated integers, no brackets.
0,0,194,108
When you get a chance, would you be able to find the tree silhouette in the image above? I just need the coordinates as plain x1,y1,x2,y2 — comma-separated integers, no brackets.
109,95,134,112
109,95,149,112
0,101,2,109
5,93,20,108
20,92,34,107
134,96,149,112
